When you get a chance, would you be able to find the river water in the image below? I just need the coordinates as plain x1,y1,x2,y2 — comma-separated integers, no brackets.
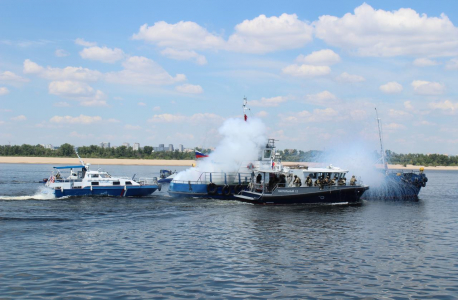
0,164,457,299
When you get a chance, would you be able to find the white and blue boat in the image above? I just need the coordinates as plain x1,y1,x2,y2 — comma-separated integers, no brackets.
45,152,160,198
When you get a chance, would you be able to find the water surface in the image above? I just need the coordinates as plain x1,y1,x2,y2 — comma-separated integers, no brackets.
1,164,457,299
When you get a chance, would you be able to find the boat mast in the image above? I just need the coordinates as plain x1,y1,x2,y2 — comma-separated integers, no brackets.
375,108,388,171
242,96,250,121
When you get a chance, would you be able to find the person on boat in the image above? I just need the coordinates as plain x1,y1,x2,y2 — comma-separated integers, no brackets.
293,175,302,187
338,177,346,186
56,172,62,180
331,175,338,185
256,173,262,184
350,175,357,186
314,176,321,187
324,175,330,185
305,175,313,187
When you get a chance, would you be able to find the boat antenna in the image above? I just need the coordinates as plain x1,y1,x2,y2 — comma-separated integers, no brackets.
242,96,250,122
375,108,388,171
75,147,85,166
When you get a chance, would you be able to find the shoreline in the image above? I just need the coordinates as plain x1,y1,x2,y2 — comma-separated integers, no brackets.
0,156,457,170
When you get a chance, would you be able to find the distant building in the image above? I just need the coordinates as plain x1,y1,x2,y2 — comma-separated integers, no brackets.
122,142,130,148
178,144,184,152
153,143,165,152
168,144,174,152
133,143,140,151
44,144,53,150
100,142,111,149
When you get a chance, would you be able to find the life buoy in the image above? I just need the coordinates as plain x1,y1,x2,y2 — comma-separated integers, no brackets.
207,183,217,194
247,163,254,169
221,185,231,196
234,184,243,194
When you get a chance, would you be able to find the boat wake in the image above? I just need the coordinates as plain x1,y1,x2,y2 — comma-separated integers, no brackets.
0,186,58,201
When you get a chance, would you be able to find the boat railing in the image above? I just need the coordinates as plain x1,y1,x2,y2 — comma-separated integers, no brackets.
173,172,253,185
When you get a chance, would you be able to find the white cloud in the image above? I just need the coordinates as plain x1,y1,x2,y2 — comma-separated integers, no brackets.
105,56,186,85
147,113,186,123
175,84,203,94
148,113,223,124
50,114,102,124
133,14,313,54
304,91,339,105
429,100,458,114
445,58,458,70
384,123,406,130
412,80,445,95
153,106,161,111
379,82,403,94
107,118,120,123
161,48,207,65
389,109,411,118
282,64,330,77
295,49,340,66
279,108,339,123
413,58,440,67
0,87,9,95
55,49,70,57
11,115,26,121
80,46,125,63
75,38,97,47
404,101,414,110
256,111,268,117
226,13,314,53
48,81,107,106
24,59,102,81
133,21,225,50
314,3,458,57
0,71,29,83
125,124,142,130
138,102,146,106
335,72,365,83
53,101,71,107
249,96,287,107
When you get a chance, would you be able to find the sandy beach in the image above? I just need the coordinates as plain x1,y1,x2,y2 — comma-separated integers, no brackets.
0,156,457,171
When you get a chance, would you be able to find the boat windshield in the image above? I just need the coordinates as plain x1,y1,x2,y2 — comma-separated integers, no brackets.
100,174,111,178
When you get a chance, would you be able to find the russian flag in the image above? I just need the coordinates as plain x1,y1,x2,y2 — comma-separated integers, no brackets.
195,151,208,158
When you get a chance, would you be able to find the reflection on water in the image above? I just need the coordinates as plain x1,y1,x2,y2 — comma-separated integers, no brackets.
1,164,458,298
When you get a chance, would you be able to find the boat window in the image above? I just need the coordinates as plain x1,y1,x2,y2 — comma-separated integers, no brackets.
263,149,272,159
91,182,99,186
100,174,110,178
77,171,83,178
91,174,99,178
113,181,120,186
125,181,132,185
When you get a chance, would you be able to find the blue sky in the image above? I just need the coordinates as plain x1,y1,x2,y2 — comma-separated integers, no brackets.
0,1,457,154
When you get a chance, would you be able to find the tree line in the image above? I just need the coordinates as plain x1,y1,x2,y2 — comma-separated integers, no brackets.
0,143,195,160
1,144,457,166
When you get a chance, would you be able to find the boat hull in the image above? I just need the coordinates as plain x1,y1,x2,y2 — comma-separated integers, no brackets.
52,185,158,198
168,182,247,200
235,185,369,205
362,172,427,200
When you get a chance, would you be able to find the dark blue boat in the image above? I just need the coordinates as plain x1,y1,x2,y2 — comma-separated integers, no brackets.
365,108,428,200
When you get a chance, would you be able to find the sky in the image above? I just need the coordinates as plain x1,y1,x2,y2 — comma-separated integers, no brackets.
0,0,457,154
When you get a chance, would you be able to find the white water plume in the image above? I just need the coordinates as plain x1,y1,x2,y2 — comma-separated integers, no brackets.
316,141,385,188
0,186,57,201
174,117,267,182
